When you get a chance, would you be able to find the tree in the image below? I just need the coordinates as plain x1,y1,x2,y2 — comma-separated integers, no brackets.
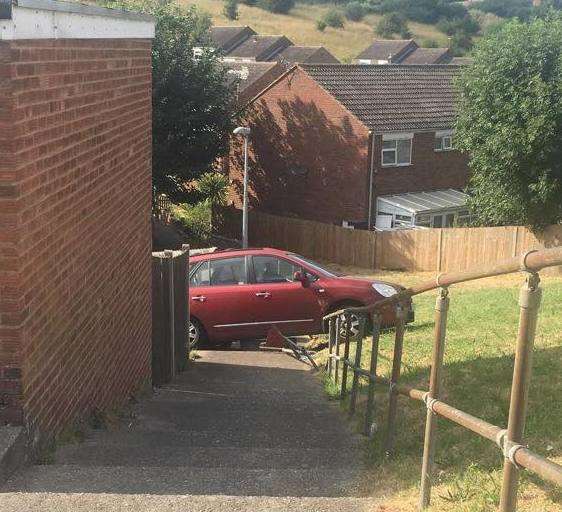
455,15,562,230
223,0,239,20
316,19,327,31
322,9,345,28
376,12,410,38
344,2,366,22
257,0,295,14
102,0,237,203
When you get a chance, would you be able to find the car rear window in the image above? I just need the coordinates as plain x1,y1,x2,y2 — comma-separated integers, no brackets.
190,257,248,287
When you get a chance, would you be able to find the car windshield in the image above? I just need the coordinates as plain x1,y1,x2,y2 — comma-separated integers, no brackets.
287,253,341,277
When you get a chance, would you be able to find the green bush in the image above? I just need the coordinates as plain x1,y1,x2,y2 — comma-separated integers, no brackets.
437,15,480,36
257,0,295,14
172,202,212,242
376,12,410,38
316,18,327,31
223,0,239,20
344,2,366,21
323,9,345,28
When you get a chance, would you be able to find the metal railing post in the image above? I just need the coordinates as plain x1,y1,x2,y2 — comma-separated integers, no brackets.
334,316,341,385
499,272,542,512
340,313,352,399
385,303,407,456
327,318,335,378
364,312,381,437
419,286,450,509
349,315,367,417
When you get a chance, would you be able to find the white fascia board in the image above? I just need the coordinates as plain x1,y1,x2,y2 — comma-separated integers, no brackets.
0,3,155,40
435,129,454,137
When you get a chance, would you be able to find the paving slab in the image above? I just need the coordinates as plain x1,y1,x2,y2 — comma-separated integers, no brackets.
0,349,377,511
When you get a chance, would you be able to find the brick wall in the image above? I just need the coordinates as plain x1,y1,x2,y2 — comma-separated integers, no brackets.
372,132,469,199
227,67,469,226
228,67,371,224
0,39,152,436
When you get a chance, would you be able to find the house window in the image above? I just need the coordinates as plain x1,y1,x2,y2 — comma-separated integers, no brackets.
382,135,412,166
435,131,454,151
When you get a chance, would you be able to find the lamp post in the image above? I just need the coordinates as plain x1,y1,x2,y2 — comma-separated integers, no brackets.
233,126,251,248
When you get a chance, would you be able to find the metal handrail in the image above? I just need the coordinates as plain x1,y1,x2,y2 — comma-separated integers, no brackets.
323,245,562,512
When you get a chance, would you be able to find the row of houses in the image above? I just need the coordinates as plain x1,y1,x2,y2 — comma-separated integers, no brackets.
223,60,471,230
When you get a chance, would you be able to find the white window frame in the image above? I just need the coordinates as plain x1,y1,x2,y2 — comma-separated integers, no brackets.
435,130,454,152
381,133,413,167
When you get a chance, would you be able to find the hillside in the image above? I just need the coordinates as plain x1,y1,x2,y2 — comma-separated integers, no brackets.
181,0,449,62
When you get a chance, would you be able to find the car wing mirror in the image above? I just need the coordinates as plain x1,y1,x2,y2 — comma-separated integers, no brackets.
293,271,309,287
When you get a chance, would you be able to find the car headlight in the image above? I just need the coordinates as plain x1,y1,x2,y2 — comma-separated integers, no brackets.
372,283,398,297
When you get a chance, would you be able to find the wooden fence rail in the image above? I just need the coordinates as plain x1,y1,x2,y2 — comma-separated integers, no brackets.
324,246,562,512
213,207,562,273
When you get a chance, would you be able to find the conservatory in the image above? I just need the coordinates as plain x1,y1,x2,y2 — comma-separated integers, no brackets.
374,189,470,230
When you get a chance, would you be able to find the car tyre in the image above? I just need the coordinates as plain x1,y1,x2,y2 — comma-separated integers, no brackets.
189,318,207,350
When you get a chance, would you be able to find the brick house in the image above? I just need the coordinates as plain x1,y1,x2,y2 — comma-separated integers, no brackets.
227,64,470,229
0,0,154,440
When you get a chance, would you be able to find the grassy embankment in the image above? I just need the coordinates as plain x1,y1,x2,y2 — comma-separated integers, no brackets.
184,0,448,62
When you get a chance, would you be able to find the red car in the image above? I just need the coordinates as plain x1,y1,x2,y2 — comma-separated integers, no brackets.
188,248,412,347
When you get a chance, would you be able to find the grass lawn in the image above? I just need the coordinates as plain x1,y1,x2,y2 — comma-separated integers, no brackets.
317,266,562,511
182,0,448,62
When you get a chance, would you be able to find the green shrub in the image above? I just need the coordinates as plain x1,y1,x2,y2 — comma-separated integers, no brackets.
316,18,327,31
172,202,212,241
323,9,345,28
376,12,410,38
257,0,295,14
437,15,480,36
223,0,239,20
344,2,366,21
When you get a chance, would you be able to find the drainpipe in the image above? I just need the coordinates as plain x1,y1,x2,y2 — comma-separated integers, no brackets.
367,130,376,230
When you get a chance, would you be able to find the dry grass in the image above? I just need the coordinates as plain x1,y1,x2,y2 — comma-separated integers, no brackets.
318,266,562,511
182,0,448,62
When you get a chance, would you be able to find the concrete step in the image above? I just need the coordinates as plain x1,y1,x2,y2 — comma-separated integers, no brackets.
54,442,364,469
0,492,380,512
3,465,372,498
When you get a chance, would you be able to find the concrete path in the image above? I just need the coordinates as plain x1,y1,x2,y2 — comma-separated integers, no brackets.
0,349,379,511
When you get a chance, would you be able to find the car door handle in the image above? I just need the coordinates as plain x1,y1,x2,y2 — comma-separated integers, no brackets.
255,292,271,298
192,295,207,302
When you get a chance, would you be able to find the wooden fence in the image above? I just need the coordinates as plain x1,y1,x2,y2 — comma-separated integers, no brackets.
152,248,189,385
213,207,562,273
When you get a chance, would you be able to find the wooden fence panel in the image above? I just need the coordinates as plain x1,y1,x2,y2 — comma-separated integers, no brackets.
152,249,189,386
213,206,560,273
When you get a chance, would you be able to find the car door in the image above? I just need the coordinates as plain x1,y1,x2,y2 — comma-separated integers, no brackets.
249,255,324,337
189,256,257,342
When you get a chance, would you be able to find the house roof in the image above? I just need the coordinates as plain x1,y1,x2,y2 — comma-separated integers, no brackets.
300,63,461,132
355,39,418,61
449,56,474,65
275,46,340,65
223,61,280,92
378,189,469,214
400,47,451,64
225,35,293,61
209,26,255,52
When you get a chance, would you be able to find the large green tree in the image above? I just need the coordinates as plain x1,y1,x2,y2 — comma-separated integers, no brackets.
103,0,237,203
455,14,562,230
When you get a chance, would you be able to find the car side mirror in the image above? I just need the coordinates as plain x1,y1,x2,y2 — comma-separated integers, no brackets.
293,271,309,287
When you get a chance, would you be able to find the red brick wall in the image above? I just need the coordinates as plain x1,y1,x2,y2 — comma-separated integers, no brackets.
372,132,469,200
0,39,152,435
227,67,470,226
228,67,371,225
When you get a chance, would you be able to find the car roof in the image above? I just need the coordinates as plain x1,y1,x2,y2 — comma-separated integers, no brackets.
189,247,287,262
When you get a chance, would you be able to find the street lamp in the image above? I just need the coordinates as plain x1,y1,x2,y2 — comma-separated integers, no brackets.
233,126,251,248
